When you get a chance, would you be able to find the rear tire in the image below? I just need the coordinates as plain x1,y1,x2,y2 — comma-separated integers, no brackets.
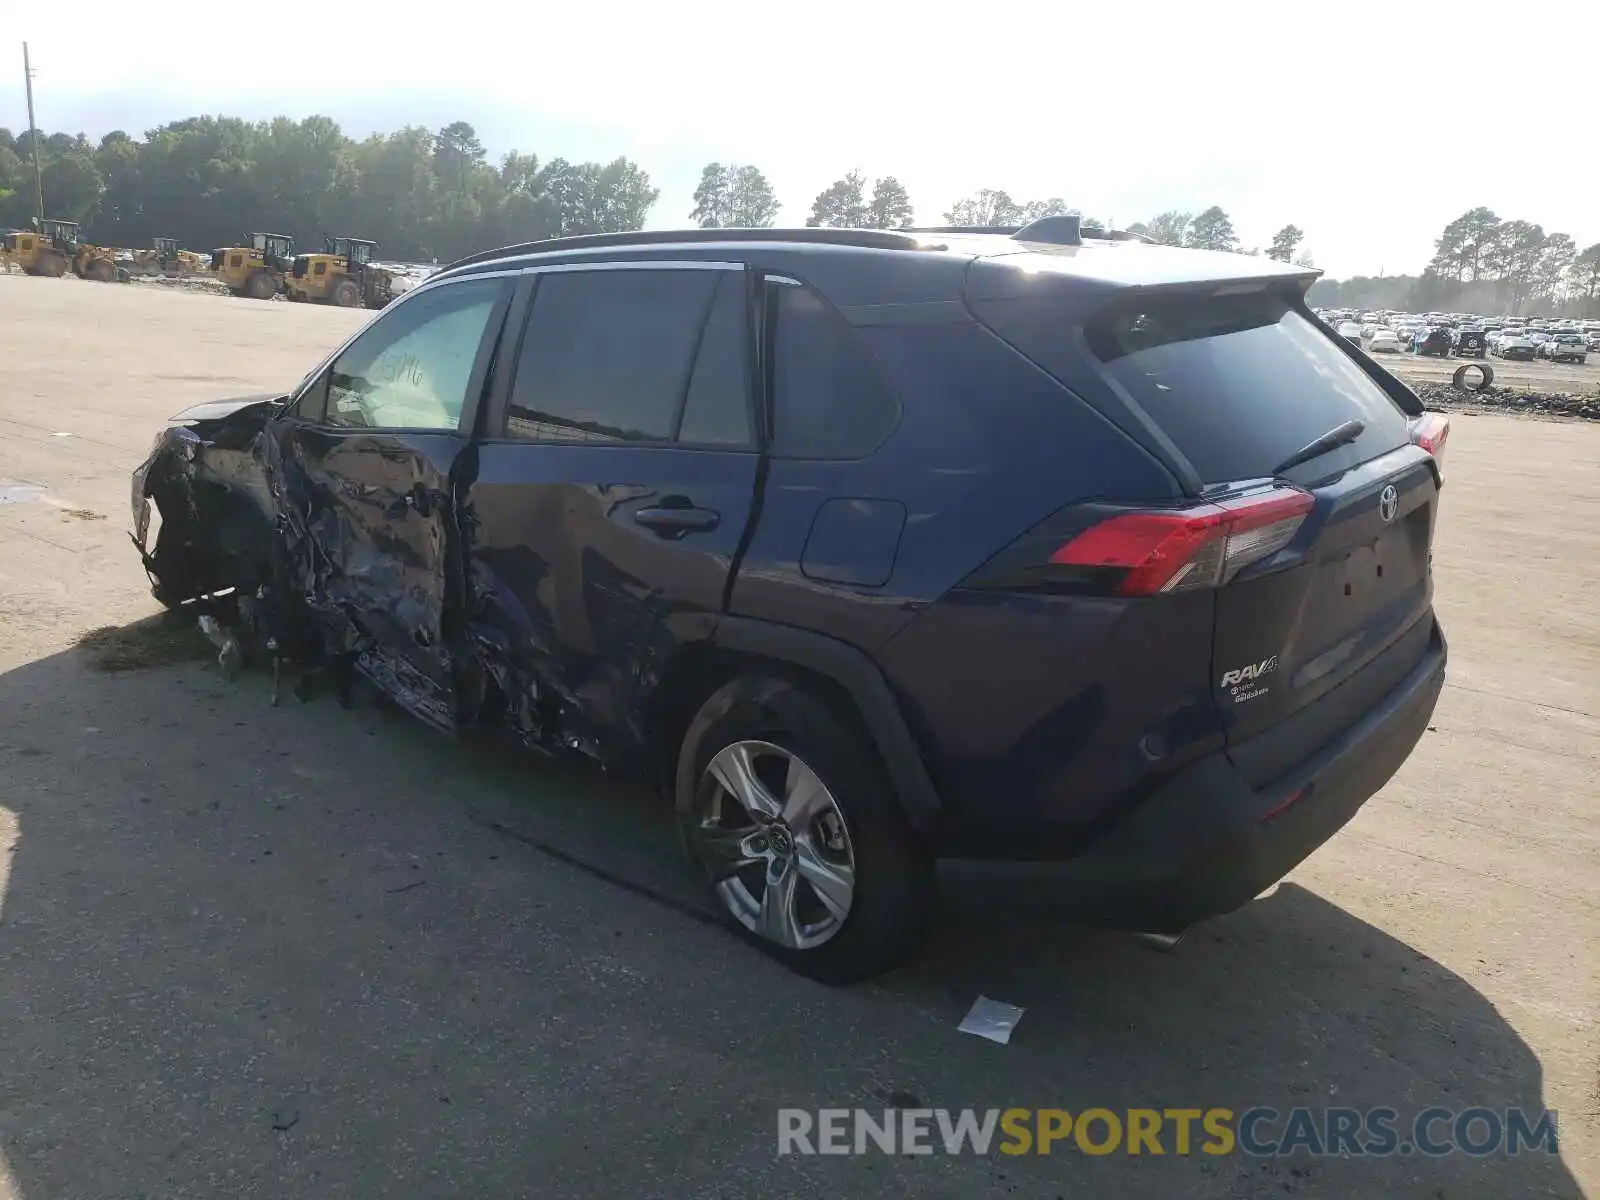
39,253,68,278
676,675,933,984
244,270,276,300
331,278,362,308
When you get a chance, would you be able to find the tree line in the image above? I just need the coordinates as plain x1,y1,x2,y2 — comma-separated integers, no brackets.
23,112,1591,320
1312,209,1600,317
0,118,659,262
3,111,1305,270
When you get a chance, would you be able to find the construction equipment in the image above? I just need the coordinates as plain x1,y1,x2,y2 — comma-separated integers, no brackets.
211,232,294,299
284,236,399,308
1,219,120,280
127,236,206,278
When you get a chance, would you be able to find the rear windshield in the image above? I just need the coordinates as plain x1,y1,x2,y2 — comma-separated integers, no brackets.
1083,292,1411,484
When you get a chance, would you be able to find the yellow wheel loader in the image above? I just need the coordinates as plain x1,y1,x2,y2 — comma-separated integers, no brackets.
2,219,119,280
210,232,294,299
283,237,398,309
128,237,207,278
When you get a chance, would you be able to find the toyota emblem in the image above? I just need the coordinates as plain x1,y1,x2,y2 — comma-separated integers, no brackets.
1379,484,1399,523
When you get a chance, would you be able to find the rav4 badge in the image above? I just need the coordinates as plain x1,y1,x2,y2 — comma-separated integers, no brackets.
1220,656,1278,702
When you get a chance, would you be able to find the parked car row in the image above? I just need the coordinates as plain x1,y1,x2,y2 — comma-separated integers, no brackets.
1315,307,1596,366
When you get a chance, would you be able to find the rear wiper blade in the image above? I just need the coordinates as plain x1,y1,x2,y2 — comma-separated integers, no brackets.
1271,418,1365,476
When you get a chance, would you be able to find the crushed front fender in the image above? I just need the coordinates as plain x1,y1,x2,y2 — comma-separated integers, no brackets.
130,395,284,605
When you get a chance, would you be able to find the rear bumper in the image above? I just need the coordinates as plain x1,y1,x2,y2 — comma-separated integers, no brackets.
938,622,1446,932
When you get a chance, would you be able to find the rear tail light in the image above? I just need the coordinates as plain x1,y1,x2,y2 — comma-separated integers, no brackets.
1409,413,1450,461
1048,486,1314,596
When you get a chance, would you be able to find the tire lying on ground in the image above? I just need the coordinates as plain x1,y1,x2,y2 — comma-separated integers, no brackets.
1452,362,1494,392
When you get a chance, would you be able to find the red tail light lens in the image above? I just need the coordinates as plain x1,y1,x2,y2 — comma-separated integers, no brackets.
1409,413,1450,460
1049,487,1314,595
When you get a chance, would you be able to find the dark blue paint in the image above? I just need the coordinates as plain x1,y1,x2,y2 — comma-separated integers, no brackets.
800,498,906,587
460,441,758,759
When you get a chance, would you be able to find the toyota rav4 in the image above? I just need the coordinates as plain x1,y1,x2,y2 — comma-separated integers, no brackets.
131,218,1450,982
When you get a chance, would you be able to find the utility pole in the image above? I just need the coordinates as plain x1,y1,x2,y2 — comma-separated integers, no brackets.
23,42,45,230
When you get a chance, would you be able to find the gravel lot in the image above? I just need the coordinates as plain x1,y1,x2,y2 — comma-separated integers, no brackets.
1386,348,1598,393
0,277,1595,1199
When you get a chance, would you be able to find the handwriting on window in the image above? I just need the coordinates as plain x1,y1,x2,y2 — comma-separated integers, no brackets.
373,352,427,390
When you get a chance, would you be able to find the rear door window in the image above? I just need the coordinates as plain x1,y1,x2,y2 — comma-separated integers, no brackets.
506,267,750,445
677,275,753,446
1083,292,1412,483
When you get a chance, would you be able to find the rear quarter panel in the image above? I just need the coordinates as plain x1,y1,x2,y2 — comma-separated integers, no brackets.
729,317,1180,650
731,312,1215,845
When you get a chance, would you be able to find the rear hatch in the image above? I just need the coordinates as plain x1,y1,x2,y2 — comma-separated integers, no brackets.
971,273,1446,785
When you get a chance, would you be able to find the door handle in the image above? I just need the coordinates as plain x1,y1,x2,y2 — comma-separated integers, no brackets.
635,502,720,539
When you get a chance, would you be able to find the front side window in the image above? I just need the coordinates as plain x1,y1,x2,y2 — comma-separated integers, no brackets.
313,278,504,431
506,267,750,446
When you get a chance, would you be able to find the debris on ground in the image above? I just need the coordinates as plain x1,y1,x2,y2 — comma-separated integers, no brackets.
129,275,232,297
75,616,215,672
1412,380,1600,422
957,995,1027,1045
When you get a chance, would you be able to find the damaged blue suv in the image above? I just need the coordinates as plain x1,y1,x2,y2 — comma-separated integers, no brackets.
132,217,1450,982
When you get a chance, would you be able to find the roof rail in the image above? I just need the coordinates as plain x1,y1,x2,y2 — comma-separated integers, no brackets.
441,226,931,273
903,224,1025,236
907,218,1155,247
1083,225,1156,245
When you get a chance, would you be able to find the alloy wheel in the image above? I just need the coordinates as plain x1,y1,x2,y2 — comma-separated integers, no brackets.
691,740,857,950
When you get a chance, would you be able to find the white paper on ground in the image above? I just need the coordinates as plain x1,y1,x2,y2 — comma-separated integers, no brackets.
957,995,1026,1045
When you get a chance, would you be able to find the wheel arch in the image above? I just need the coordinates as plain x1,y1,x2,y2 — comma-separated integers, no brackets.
644,617,942,833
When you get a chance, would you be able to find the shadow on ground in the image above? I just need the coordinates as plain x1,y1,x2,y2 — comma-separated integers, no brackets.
0,614,1583,1198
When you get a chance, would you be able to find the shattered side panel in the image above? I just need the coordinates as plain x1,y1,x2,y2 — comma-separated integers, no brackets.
460,443,759,767
266,424,467,733
130,395,468,734
127,393,759,772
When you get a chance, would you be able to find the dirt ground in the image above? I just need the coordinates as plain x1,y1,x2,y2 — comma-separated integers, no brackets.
0,276,1595,1199
1387,349,1598,393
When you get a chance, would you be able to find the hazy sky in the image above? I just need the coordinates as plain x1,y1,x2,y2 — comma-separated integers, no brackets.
10,0,1593,278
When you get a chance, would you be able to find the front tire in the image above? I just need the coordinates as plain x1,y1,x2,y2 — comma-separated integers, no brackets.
676,676,932,983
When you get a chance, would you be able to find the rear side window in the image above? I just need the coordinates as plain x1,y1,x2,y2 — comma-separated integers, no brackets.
1082,293,1411,483
767,282,899,459
506,268,749,446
